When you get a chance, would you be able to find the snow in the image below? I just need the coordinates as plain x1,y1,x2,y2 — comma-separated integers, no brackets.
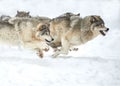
0,0,120,86
0,56,120,86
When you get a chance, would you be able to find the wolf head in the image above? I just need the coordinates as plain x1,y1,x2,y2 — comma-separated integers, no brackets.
36,23,54,43
82,15,109,36
15,11,31,18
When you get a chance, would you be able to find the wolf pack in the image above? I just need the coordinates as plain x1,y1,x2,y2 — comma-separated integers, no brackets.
0,11,109,58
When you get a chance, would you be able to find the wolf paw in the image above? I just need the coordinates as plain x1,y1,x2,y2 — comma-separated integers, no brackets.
37,52,43,58
69,48,79,51
52,53,59,58
36,49,44,58
43,48,49,52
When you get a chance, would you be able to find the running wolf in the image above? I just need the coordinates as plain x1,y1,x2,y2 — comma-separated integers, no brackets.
0,18,53,58
48,12,80,51
47,13,109,57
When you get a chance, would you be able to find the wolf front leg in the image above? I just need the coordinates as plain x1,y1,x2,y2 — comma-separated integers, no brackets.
52,37,70,57
35,48,44,58
23,41,49,58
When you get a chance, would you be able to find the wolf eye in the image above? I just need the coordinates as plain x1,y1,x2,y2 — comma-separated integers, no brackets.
46,32,49,35
41,32,45,35
42,25,46,29
101,24,104,27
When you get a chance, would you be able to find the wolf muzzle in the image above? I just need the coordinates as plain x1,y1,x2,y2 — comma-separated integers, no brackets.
100,28,109,36
45,38,54,43
105,28,109,32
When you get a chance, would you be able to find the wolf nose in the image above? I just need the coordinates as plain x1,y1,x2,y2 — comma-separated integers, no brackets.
52,38,54,41
106,28,109,32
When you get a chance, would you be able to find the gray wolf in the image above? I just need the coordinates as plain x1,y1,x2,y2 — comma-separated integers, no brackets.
0,15,11,23
15,11,31,18
47,12,80,51
33,16,51,24
58,12,80,18
0,18,53,58
0,11,31,23
48,14,109,57
15,10,51,24
0,22,18,45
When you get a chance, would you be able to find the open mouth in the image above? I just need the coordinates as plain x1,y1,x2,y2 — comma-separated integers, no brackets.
99,28,109,36
45,39,51,43
45,38,54,43
99,30,106,36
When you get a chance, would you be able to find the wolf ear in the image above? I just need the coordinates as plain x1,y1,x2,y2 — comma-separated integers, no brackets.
77,13,80,16
17,10,20,13
90,16,96,23
27,12,30,15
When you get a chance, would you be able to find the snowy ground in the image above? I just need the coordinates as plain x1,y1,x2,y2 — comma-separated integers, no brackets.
0,0,120,86
0,52,120,86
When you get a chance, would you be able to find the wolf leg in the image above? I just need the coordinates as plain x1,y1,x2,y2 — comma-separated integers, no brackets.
35,48,44,58
23,41,49,58
69,47,79,51
52,37,70,57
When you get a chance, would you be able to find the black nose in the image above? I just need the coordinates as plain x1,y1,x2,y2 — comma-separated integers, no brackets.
106,28,109,32
52,38,54,41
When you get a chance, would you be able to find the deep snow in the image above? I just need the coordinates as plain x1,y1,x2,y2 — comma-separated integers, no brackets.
0,0,120,86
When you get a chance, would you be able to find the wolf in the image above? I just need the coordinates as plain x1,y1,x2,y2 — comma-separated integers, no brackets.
0,22,19,45
15,11,31,18
0,18,53,58
15,10,51,24
46,12,80,51
0,15,11,23
48,14,109,57
58,12,80,18
33,16,51,24
0,11,31,23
